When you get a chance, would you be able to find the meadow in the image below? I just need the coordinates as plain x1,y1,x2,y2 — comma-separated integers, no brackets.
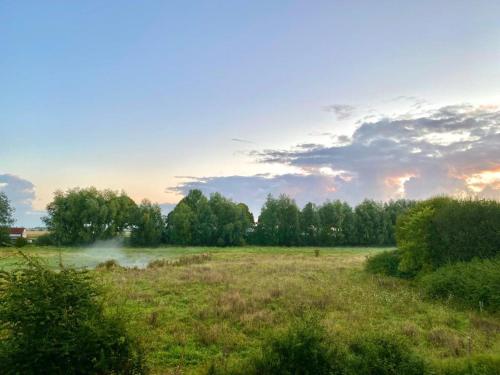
2,246,498,374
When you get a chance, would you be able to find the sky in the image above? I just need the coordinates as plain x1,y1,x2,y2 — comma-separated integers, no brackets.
1,0,500,227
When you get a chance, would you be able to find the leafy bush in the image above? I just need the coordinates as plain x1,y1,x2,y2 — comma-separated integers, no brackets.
35,233,55,245
14,236,28,247
435,355,500,375
365,250,414,278
396,197,500,274
251,319,344,375
0,255,147,374
347,334,428,375
419,257,500,312
206,321,430,375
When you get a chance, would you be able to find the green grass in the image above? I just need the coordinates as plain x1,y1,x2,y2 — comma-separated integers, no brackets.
1,246,499,374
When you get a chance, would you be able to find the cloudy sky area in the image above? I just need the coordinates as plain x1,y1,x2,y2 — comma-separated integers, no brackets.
1,1,500,226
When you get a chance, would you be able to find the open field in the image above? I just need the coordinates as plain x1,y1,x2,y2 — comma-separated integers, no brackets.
1,246,499,374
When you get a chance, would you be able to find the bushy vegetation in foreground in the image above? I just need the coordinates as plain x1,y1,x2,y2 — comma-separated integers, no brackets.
420,257,500,312
208,320,428,375
0,247,498,374
85,247,498,374
0,254,146,374
367,197,500,314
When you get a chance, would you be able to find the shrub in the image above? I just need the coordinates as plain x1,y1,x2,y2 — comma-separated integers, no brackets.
419,257,500,312
14,237,28,247
35,233,54,246
365,250,414,278
396,197,500,274
347,334,429,375
435,355,500,375
251,319,346,375
0,255,147,374
205,325,430,375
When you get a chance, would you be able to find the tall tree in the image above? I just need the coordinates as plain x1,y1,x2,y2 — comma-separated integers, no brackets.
300,202,321,246
255,195,300,246
130,200,165,247
354,200,386,245
43,188,137,245
318,200,355,246
0,192,15,245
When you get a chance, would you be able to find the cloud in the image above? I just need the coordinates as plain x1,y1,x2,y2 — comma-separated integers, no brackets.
0,174,45,227
231,138,254,144
169,173,345,216
323,104,356,120
170,103,500,213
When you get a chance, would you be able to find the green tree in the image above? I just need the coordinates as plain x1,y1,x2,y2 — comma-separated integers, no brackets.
255,195,300,246
354,200,386,245
0,192,15,246
166,202,194,245
43,187,137,245
300,202,321,245
318,200,355,246
381,199,416,245
130,200,165,247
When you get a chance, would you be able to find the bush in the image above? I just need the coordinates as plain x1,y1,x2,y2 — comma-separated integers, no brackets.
251,319,345,375
435,355,500,375
365,250,414,278
14,237,28,247
0,255,147,374
396,197,500,274
419,257,500,312
35,233,54,246
347,334,429,375
206,321,430,375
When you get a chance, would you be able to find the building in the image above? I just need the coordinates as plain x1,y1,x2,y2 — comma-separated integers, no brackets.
9,227,27,241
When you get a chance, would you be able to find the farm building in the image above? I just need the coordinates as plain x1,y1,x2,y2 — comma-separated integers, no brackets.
9,227,27,241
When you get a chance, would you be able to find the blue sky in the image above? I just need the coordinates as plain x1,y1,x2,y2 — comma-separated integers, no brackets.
1,1,500,226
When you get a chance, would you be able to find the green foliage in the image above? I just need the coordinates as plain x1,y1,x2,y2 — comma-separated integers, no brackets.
300,202,321,245
347,334,428,375
14,236,28,247
130,200,165,247
419,257,500,312
0,192,15,246
318,200,355,246
435,356,500,375
365,250,414,278
354,200,387,246
0,255,147,374
254,194,301,246
43,187,137,245
397,197,500,274
251,319,343,375
35,233,55,246
166,190,253,246
207,321,430,375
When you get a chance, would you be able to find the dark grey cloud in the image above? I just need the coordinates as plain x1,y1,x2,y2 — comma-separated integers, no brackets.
323,104,356,120
171,104,500,212
0,174,44,227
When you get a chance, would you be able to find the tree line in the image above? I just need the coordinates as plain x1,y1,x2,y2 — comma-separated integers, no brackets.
21,187,415,247
0,187,416,247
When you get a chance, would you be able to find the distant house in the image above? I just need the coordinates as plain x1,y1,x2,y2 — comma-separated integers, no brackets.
9,227,27,241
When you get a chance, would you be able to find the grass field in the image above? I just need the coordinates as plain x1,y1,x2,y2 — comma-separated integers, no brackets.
1,246,499,374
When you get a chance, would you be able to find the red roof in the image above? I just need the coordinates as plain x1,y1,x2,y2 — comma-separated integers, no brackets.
9,227,26,235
